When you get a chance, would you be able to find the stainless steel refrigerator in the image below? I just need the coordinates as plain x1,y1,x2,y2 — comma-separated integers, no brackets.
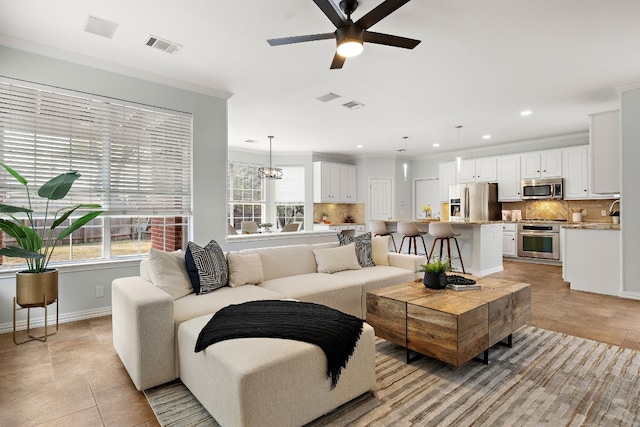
449,183,501,221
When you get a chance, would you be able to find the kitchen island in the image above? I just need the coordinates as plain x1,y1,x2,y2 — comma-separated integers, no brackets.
383,220,504,276
562,224,621,296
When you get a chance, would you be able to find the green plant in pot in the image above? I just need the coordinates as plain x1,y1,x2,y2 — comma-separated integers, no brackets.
0,163,103,308
418,257,451,289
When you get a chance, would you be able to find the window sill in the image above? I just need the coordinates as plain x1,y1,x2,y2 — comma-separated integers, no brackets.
0,257,143,279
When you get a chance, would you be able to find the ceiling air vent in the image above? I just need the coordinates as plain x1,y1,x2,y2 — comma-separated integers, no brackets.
342,101,365,110
84,15,118,39
316,92,341,103
144,35,182,54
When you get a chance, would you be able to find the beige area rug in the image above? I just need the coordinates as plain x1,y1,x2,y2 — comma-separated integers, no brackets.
144,326,640,426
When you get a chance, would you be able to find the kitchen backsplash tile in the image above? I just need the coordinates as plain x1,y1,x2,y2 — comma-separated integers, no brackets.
314,203,365,224
503,199,619,223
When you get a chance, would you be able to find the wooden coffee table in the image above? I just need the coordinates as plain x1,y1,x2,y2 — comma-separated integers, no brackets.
366,276,531,366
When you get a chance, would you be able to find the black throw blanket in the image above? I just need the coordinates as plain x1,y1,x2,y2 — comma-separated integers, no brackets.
195,300,364,388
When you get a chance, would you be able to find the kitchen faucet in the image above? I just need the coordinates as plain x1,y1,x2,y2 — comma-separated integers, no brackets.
609,199,620,214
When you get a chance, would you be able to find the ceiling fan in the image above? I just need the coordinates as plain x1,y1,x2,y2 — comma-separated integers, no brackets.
267,0,421,69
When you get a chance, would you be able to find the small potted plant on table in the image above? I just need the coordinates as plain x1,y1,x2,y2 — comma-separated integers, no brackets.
418,257,451,289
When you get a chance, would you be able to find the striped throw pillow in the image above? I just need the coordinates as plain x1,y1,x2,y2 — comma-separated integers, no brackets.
337,232,375,267
185,240,228,294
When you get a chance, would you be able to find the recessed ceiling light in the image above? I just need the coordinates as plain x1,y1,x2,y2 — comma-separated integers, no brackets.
356,144,364,148
521,110,532,116
432,143,440,147
482,135,491,139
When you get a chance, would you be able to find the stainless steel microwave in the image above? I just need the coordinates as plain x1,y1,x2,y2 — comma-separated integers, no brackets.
521,178,563,200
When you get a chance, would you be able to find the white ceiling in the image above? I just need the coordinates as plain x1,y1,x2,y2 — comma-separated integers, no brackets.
1,0,640,158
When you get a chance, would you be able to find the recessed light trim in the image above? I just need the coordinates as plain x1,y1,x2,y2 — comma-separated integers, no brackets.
432,143,440,147
521,110,532,116
482,134,491,139
356,144,364,148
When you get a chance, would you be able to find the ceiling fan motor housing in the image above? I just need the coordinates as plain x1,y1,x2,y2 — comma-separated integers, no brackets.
337,24,364,44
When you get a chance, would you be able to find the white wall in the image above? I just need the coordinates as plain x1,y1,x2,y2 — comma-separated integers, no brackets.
621,86,640,295
0,45,228,329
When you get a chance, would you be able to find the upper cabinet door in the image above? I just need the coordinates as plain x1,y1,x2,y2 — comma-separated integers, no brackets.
590,110,620,194
562,145,588,200
497,155,521,201
439,162,457,201
457,159,476,183
520,152,541,179
541,149,563,178
475,157,497,182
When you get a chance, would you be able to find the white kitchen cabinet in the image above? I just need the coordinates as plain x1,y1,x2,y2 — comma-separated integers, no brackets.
338,164,357,202
496,155,521,201
502,223,517,257
589,110,620,194
458,157,497,183
521,149,563,179
563,145,589,200
313,161,356,203
438,161,457,202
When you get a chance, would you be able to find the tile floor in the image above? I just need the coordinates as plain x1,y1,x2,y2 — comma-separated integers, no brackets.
1,261,639,426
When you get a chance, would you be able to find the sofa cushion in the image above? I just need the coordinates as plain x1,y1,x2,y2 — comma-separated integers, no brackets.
371,236,391,266
313,243,362,274
173,285,285,327
227,252,263,287
147,248,193,300
337,232,375,267
260,273,364,318
186,240,228,294
245,245,318,281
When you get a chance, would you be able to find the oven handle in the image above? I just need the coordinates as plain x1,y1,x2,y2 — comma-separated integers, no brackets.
519,231,559,238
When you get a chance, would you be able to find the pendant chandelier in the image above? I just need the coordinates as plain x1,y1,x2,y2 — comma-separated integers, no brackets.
258,135,283,179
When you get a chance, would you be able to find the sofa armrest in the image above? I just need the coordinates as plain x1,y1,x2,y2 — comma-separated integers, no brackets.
112,276,176,390
388,253,425,279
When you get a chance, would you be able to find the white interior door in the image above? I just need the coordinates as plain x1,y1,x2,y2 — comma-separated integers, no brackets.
369,178,393,220
415,179,440,219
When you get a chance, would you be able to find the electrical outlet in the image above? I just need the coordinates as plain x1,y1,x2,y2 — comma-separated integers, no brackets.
95,285,104,298
601,209,607,217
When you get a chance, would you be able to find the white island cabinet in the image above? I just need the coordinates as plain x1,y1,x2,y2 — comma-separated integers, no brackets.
447,222,504,276
562,227,621,296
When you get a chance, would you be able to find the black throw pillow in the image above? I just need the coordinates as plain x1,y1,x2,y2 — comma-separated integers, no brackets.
185,240,228,294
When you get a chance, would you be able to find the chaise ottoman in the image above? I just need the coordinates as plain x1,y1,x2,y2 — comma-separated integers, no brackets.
178,314,376,427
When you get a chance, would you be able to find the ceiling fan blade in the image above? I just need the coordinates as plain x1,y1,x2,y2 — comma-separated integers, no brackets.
330,53,346,69
355,0,411,30
313,0,347,28
363,31,421,49
267,32,335,46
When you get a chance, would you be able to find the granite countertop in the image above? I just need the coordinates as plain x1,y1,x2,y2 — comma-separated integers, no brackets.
561,223,620,230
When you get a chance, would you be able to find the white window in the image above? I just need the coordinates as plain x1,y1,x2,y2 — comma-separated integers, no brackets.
0,79,193,268
275,166,305,230
227,162,265,230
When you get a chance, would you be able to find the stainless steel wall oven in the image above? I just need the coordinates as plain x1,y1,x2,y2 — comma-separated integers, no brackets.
517,222,561,260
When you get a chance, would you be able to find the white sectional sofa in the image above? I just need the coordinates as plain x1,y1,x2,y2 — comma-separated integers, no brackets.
112,240,423,392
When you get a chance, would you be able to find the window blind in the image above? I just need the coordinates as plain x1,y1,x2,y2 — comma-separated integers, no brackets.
275,166,305,203
0,80,193,216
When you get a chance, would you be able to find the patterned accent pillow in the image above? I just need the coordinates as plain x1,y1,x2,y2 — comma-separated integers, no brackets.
185,240,228,294
337,232,375,267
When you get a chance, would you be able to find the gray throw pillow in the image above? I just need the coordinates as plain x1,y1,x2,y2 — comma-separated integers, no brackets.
337,232,375,267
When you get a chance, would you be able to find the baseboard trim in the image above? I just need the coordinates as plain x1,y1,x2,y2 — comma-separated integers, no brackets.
620,291,640,301
0,306,112,334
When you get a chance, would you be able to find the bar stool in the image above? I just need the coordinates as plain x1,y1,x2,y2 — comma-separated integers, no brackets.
369,220,397,252
427,222,466,274
397,221,427,255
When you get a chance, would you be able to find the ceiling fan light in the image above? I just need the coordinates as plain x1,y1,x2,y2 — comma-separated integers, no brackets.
337,39,363,57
